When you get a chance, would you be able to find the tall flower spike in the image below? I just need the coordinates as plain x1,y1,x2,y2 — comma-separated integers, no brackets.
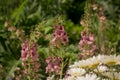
51,25,68,48
20,40,40,79
21,40,39,63
78,30,97,57
46,56,62,74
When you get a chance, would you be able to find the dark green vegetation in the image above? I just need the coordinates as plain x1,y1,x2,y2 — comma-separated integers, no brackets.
0,0,120,79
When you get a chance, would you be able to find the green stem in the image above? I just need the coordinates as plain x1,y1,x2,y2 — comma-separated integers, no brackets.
60,62,64,79
27,59,31,80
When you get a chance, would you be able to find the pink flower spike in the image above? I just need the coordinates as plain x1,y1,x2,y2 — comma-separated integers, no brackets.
20,40,39,63
51,25,69,47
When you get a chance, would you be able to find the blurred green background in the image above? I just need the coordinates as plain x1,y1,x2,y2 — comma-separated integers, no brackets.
0,0,120,79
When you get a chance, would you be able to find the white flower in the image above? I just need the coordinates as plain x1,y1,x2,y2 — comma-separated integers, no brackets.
101,55,120,65
76,73,100,80
67,68,86,76
47,75,55,80
70,55,104,68
63,76,75,80
69,55,120,69
102,72,120,80
98,65,108,72
64,55,120,80
94,64,108,73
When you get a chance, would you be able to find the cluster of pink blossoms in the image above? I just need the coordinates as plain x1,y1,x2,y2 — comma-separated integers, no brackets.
21,40,39,62
46,56,62,74
20,40,40,78
51,25,68,48
78,30,98,57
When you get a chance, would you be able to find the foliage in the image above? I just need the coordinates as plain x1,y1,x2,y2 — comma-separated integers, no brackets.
0,0,120,80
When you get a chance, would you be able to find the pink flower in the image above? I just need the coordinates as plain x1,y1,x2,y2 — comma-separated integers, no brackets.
81,30,86,37
51,25,68,47
78,30,98,57
46,56,52,64
21,40,38,62
20,40,40,79
99,15,106,22
45,56,62,74
85,35,94,44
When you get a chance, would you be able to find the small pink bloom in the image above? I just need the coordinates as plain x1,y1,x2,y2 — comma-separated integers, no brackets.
51,25,68,47
45,56,62,74
20,40,39,62
78,30,98,56
46,57,52,63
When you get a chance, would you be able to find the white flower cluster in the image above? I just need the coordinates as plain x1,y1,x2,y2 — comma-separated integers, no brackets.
70,55,120,68
63,55,120,80
63,73,100,80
